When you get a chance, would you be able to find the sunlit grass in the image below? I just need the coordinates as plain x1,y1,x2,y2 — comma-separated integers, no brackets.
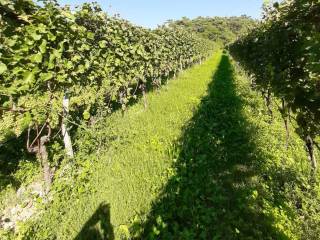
25,52,223,239
20,51,318,240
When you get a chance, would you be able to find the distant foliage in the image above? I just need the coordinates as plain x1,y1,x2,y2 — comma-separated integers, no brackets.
0,0,213,183
230,0,320,169
166,16,257,45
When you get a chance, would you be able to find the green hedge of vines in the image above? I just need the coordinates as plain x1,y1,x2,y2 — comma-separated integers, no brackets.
230,0,320,170
0,0,214,181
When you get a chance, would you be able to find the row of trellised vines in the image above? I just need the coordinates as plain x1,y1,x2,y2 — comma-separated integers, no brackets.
0,0,214,191
229,0,320,171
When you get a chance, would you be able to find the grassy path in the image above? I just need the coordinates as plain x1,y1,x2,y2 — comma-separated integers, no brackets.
27,52,311,240
29,52,223,239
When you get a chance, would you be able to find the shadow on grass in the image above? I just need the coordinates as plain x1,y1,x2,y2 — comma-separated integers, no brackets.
74,202,114,240
133,55,290,239
0,136,32,191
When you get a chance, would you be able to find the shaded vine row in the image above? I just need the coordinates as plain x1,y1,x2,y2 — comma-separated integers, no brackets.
230,0,320,170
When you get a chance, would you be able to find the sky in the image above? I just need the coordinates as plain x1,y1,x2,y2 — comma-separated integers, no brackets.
57,0,264,29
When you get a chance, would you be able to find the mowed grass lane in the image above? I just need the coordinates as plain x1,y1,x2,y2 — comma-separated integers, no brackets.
29,52,223,239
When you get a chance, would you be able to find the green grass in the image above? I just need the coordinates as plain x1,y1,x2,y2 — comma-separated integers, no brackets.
21,52,223,239
133,54,310,240
13,51,320,240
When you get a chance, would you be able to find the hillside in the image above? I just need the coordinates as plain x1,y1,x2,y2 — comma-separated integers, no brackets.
166,16,257,45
